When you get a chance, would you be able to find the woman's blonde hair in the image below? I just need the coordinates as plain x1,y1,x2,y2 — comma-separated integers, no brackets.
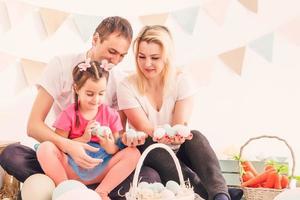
132,25,175,95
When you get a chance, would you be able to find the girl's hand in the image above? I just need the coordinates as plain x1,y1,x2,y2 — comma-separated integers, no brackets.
81,120,98,143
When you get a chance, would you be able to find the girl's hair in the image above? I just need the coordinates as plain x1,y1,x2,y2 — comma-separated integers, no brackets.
72,60,109,127
95,16,133,42
132,25,175,95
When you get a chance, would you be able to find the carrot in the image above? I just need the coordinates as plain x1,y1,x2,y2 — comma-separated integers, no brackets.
241,161,258,176
262,171,277,188
242,171,255,182
264,164,276,171
281,175,289,189
242,168,275,187
274,174,282,189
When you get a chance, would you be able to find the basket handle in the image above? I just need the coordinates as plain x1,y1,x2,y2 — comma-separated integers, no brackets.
238,135,296,185
132,143,185,190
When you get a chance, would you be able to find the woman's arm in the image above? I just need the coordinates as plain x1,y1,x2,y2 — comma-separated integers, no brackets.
123,108,155,137
172,96,194,125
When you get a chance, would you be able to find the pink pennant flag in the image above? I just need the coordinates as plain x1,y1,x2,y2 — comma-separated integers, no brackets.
277,17,300,46
0,52,17,72
202,0,231,25
139,13,169,26
185,58,214,86
238,0,258,13
219,47,246,75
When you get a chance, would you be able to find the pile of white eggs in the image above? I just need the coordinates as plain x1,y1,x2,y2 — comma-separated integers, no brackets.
126,129,147,141
153,124,192,141
135,180,194,200
91,122,112,138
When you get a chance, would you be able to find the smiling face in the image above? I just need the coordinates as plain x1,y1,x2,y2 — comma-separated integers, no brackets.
75,77,107,112
137,41,165,80
91,32,131,65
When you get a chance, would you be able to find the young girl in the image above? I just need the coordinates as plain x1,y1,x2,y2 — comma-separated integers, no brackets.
36,59,140,200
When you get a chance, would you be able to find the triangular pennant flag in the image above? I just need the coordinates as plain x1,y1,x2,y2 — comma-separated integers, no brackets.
277,17,300,46
238,0,258,13
5,0,35,27
0,1,11,34
202,0,231,25
21,59,46,86
219,47,246,75
185,58,214,86
39,8,68,36
139,13,169,25
0,52,17,71
72,14,103,42
249,33,274,62
171,6,199,34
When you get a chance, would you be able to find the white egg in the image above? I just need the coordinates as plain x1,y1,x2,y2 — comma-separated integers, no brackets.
166,180,181,195
172,124,191,137
151,182,165,193
138,181,150,189
136,131,147,139
98,126,112,137
91,123,101,136
126,129,137,140
153,127,166,140
160,188,175,199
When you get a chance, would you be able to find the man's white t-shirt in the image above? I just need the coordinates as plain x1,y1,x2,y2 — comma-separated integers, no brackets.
38,52,125,118
117,72,197,128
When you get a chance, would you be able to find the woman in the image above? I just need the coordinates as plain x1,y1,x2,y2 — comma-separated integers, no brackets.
117,25,242,200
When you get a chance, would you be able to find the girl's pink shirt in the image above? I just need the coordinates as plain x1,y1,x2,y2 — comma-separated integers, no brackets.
53,103,123,142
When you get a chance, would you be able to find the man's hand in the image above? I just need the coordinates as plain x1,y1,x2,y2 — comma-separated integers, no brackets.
64,140,102,169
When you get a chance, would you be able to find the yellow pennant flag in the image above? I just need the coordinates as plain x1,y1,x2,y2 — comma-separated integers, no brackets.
238,0,258,13
139,13,169,26
21,59,46,85
39,8,69,36
219,47,246,75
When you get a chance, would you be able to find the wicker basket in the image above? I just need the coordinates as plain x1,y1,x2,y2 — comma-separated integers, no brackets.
125,143,196,200
238,135,296,200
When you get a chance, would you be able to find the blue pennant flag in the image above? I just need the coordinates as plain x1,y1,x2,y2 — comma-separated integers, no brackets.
171,6,199,34
249,33,274,62
73,14,103,42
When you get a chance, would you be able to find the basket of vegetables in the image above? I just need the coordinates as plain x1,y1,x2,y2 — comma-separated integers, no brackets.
238,135,296,200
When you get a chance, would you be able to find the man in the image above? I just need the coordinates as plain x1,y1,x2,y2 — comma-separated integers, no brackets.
0,16,159,200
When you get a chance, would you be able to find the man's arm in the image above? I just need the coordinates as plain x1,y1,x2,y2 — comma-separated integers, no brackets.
27,87,101,169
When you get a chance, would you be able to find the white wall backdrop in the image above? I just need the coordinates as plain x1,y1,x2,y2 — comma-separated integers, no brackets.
0,0,300,174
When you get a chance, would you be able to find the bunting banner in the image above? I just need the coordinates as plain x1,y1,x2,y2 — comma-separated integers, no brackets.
219,47,246,75
139,13,169,26
277,17,300,46
20,58,46,86
171,6,199,34
202,0,231,25
5,0,35,27
0,51,17,72
0,1,11,34
238,0,258,13
249,33,274,62
72,14,103,42
39,8,69,36
185,58,214,86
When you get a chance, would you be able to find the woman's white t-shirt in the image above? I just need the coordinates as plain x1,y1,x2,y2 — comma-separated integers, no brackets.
117,72,197,128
